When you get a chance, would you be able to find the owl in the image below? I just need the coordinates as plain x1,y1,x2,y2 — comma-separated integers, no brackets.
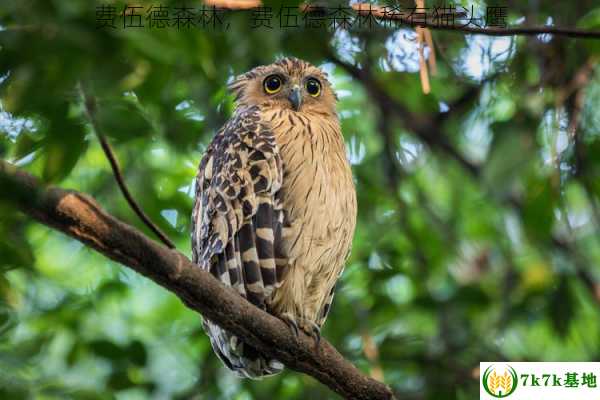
191,57,357,378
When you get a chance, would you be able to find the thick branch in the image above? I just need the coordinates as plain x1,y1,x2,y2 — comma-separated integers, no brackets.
0,159,395,400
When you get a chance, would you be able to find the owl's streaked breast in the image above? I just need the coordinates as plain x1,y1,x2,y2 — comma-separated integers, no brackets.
263,107,357,323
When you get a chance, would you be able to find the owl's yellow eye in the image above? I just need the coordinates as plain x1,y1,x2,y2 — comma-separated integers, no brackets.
264,75,283,94
305,78,321,97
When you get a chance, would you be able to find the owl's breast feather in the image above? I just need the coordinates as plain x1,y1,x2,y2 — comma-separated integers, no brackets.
266,108,357,321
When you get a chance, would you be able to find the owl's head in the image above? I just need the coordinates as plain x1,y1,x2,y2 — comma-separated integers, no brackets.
228,57,337,116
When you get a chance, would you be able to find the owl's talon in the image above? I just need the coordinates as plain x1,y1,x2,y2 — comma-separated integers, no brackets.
312,326,321,349
280,313,300,338
279,314,321,349
302,320,321,350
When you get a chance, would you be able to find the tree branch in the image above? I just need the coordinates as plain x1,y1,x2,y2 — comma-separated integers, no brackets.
79,86,176,249
0,159,395,400
351,4,600,39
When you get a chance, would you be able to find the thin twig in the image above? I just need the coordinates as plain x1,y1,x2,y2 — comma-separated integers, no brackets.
204,0,260,8
563,57,598,138
79,86,176,249
561,59,600,234
351,4,600,39
361,331,384,381
415,0,430,94
327,50,481,177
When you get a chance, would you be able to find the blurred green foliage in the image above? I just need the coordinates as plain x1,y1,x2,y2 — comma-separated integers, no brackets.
1,0,600,399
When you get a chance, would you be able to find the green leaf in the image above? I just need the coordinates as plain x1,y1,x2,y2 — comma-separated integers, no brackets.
12,130,43,160
41,101,87,182
521,175,557,243
0,214,34,271
127,340,147,367
95,97,154,143
89,340,124,361
548,277,575,338
42,139,86,182
483,120,534,193
578,8,600,55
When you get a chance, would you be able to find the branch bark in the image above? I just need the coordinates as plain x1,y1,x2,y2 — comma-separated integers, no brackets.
0,159,395,400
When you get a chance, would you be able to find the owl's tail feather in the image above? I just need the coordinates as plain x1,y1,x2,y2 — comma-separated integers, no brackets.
204,320,284,379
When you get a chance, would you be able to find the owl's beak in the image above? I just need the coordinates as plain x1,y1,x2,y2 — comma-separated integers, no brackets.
288,86,302,111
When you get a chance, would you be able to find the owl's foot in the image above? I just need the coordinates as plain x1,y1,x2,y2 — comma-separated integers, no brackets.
302,320,321,349
279,313,321,350
280,312,300,338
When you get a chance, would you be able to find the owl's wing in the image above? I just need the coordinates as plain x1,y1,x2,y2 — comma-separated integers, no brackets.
191,106,288,310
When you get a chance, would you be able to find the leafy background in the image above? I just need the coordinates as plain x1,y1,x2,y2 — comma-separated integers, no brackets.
2,0,600,399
